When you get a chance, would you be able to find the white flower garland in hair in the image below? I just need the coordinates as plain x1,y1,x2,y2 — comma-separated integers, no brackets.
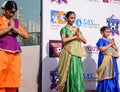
1,1,7,9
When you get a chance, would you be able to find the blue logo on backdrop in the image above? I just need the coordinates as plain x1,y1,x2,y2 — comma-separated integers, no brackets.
75,18,99,28
84,73,97,82
75,19,83,27
107,15,120,35
50,67,58,90
51,10,66,24
84,73,94,79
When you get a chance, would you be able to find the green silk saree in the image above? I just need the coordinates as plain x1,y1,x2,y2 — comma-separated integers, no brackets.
58,26,85,92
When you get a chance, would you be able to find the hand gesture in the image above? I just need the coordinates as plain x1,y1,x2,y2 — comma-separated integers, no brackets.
109,38,115,45
9,18,14,28
77,28,80,35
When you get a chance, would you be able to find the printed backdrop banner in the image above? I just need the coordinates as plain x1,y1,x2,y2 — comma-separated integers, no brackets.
42,0,120,92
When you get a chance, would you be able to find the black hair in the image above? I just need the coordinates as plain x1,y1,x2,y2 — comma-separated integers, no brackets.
100,26,109,34
3,0,17,11
65,11,76,18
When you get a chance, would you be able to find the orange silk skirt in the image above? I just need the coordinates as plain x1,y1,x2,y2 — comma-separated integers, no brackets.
0,50,21,88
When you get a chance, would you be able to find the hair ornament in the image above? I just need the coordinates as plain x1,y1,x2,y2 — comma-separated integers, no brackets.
1,1,7,9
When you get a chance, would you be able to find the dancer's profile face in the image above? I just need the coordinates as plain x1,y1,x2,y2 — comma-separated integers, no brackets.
4,8,16,19
102,29,110,38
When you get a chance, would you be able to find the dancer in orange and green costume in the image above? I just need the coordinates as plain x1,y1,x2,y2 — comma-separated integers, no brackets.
0,1,29,92
58,11,87,92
